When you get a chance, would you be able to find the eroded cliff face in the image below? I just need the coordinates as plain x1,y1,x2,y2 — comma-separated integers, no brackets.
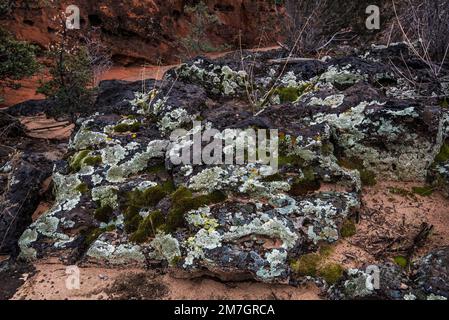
1,0,282,65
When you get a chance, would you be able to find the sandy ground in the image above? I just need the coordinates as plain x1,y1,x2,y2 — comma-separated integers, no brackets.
356,181,449,258
11,258,321,300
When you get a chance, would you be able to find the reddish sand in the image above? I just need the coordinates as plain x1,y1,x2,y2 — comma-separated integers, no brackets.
0,66,173,109
12,258,321,300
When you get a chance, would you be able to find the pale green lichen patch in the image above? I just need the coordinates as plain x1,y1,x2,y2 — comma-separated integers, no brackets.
18,229,38,260
150,233,182,266
308,94,345,108
106,140,168,182
86,239,145,265
223,215,298,250
70,119,109,151
318,65,364,89
183,228,223,267
256,249,288,280
92,185,119,209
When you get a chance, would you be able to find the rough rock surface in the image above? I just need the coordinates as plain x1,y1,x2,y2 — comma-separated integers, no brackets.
330,247,449,300
0,112,58,255
15,44,449,297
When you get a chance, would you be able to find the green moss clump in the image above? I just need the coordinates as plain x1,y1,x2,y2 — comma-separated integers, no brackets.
318,263,344,285
165,187,227,232
261,173,283,182
171,186,193,203
171,255,182,266
412,186,434,197
129,210,165,243
124,210,143,234
275,87,301,103
290,253,321,277
123,184,227,236
278,154,305,168
321,143,334,156
83,155,102,167
340,219,357,238
94,205,114,223
319,244,334,257
83,225,116,247
75,182,89,194
291,246,344,284
69,150,90,172
127,185,168,208
147,163,167,174
289,168,321,196
338,156,376,186
394,256,409,268
360,170,377,186
123,182,174,233
435,143,449,164
69,150,102,172
113,122,141,133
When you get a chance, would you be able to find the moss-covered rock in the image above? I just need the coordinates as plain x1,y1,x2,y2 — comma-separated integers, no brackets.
129,210,165,243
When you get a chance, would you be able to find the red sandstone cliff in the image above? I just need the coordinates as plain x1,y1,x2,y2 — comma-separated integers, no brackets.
1,0,282,65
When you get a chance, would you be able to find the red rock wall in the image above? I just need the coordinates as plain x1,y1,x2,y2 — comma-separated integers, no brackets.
2,0,282,65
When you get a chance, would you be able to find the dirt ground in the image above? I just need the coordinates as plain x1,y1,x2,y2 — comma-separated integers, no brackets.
10,258,321,300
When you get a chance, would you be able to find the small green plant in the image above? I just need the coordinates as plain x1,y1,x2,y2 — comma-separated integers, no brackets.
113,122,141,133
94,205,114,223
394,255,409,268
412,186,434,197
37,44,94,121
435,143,449,164
290,250,344,285
340,219,357,238
338,156,377,186
129,210,165,243
319,263,344,285
0,28,39,101
37,16,111,121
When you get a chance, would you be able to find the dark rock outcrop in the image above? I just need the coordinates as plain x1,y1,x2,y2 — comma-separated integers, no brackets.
13,44,449,293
